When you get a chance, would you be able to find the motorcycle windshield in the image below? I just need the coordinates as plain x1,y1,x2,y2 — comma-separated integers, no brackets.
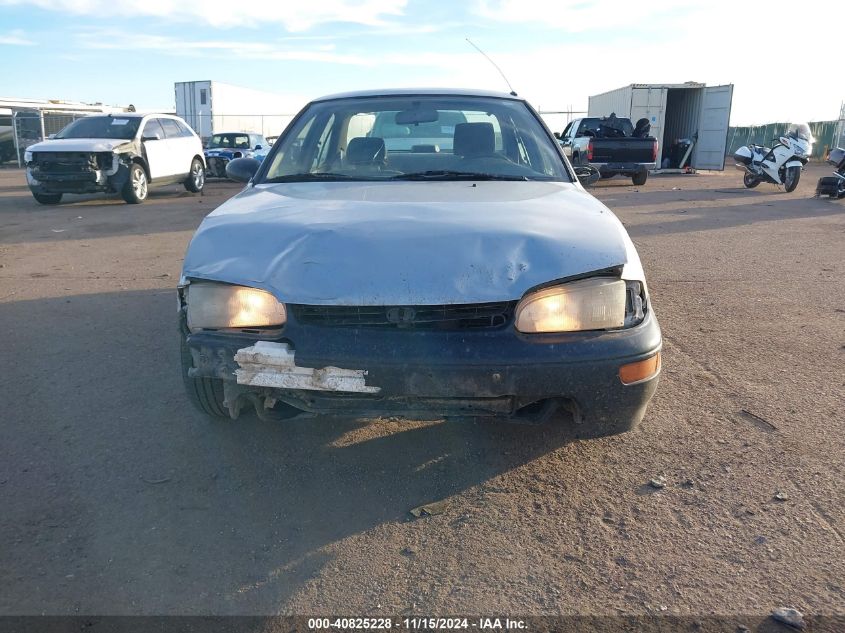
787,123,813,143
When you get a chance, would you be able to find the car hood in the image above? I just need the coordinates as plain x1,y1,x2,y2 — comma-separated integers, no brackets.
26,138,132,153
182,181,638,305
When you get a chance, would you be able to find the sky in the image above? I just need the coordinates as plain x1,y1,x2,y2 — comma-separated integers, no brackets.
0,0,842,127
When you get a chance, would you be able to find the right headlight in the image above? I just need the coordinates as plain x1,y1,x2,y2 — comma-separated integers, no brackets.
515,277,643,333
186,281,286,332
24,150,33,163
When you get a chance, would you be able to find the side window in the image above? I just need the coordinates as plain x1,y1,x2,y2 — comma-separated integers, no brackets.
175,120,194,137
561,121,573,138
159,118,183,139
200,89,207,105
311,114,337,169
346,113,375,146
142,119,165,140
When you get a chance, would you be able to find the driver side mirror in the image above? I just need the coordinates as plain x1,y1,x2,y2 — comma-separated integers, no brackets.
574,165,601,187
553,132,561,139
226,157,261,183
142,133,162,142
254,144,262,151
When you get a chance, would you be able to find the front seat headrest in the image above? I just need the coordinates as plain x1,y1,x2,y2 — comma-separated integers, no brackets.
347,137,386,165
453,122,495,158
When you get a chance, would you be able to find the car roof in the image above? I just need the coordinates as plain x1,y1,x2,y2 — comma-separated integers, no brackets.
312,88,522,102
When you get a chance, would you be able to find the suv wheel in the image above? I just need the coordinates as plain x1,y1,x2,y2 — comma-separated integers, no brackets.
122,163,148,204
184,158,205,193
32,192,63,205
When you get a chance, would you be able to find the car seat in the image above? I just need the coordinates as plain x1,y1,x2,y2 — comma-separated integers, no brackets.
453,122,495,158
346,137,387,167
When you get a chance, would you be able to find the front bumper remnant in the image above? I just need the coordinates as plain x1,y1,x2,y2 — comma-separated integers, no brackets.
235,341,380,393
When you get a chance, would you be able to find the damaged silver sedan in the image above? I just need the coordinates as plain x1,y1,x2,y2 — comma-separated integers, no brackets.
178,89,662,437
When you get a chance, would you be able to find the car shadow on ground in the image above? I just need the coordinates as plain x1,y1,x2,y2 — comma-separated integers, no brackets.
0,288,587,613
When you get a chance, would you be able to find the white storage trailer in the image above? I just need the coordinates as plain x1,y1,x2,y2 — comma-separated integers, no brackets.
174,81,298,141
588,82,734,170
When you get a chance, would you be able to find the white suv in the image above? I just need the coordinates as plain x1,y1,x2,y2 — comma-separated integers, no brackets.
24,113,205,204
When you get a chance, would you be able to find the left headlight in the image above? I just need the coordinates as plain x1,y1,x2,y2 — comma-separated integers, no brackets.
515,277,630,333
24,150,33,163
186,282,286,332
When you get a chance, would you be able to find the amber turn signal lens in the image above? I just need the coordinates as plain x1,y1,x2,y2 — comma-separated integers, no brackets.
619,352,661,385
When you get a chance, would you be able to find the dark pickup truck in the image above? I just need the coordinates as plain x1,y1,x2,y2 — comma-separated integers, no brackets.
557,116,657,185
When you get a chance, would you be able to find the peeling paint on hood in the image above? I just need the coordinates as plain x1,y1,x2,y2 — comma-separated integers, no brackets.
182,181,634,305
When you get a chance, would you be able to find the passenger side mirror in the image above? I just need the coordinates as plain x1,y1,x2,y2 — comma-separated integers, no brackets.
573,165,601,187
47,134,56,140
553,132,561,139
226,157,261,183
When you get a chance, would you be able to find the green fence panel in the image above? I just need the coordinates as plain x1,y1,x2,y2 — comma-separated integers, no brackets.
726,120,838,159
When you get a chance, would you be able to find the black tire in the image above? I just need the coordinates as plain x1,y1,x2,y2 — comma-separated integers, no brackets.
631,170,648,186
783,166,801,193
180,336,229,418
122,162,148,204
184,158,205,193
32,192,63,205
743,173,760,188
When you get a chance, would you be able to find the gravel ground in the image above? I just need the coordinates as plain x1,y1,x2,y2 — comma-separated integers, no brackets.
0,164,843,624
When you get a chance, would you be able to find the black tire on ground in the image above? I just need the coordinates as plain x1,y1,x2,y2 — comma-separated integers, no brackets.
184,158,205,193
121,162,148,204
783,166,801,193
631,170,648,186
180,336,229,418
743,173,760,188
32,192,63,205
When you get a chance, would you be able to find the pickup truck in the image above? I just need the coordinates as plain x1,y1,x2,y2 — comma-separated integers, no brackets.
557,116,657,185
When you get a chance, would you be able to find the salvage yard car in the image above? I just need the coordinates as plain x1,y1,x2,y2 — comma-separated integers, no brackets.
178,89,662,437
24,113,205,204
204,131,268,178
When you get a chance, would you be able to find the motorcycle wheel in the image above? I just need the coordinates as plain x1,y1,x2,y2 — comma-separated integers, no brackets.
743,173,760,188
783,166,801,193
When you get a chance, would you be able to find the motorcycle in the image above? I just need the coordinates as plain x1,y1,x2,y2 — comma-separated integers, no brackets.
734,123,813,192
815,147,845,199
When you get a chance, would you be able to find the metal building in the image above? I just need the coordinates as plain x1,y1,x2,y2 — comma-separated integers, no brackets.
588,82,734,170
174,81,299,141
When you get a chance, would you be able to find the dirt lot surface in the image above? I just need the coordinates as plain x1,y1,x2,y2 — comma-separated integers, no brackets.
1,165,843,624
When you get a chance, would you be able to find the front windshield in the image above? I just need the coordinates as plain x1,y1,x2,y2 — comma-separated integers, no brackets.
208,133,251,149
55,116,141,140
260,95,570,183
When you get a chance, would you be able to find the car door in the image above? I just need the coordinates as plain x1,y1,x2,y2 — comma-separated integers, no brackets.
559,120,577,158
159,118,191,177
140,118,171,180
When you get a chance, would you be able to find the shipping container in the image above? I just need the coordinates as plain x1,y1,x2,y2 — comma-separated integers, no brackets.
174,80,299,141
588,82,734,170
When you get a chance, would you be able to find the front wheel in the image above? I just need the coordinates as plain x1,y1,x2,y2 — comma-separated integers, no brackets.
783,165,801,193
122,163,148,204
184,158,205,193
743,173,760,188
180,336,228,418
631,170,648,186
32,192,63,205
